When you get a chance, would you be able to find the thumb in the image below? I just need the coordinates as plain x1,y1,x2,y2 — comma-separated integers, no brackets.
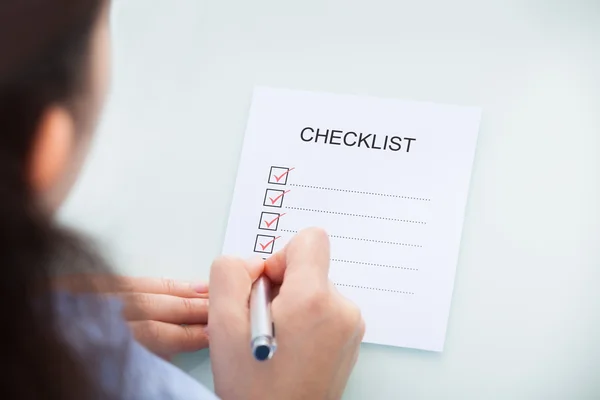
209,256,264,320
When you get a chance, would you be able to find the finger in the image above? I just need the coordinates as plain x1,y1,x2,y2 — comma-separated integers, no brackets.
129,321,208,356
209,256,263,318
264,227,330,285
113,276,208,298
208,256,264,377
264,251,286,283
54,274,209,298
271,284,281,299
245,256,266,282
122,293,208,325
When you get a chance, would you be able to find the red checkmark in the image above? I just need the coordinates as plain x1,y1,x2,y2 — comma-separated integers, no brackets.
273,167,295,182
264,213,286,228
259,236,281,251
269,190,290,205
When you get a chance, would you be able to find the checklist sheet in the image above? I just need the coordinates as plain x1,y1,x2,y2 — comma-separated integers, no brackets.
222,87,482,351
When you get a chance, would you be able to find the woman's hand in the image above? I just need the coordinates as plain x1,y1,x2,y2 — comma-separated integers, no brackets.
56,275,209,359
209,228,365,400
116,276,209,358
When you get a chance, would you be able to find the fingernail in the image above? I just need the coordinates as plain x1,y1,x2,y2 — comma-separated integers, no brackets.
192,281,209,294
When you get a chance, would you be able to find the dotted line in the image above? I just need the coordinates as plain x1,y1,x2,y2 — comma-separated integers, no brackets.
331,234,421,248
331,258,418,271
334,283,414,295
280,229,422,248
286,206,425,225
289,184,430,202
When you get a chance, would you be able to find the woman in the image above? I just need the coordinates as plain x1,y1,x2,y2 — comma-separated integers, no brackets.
0,0,365,399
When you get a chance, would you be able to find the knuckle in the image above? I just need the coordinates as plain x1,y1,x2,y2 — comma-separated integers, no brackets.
179,326,207,352
358,317,366,339
297,227,329,246
336,299,362,334
181,298,195,313
303,286,331,316
135,293,153,308
181,325,196,343
161,278,177,295
348,303,362,325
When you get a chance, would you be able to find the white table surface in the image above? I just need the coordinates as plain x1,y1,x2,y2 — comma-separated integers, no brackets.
60,0,600,398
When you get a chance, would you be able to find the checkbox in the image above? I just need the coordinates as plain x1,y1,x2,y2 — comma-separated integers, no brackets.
258,212,285,231
263,189,288,208
268,166,294,185
254,234,279,254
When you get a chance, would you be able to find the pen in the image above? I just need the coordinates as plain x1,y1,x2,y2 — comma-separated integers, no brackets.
250,275,276,361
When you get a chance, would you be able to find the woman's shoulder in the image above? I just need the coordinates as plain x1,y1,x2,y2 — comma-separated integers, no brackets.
54,292,218,400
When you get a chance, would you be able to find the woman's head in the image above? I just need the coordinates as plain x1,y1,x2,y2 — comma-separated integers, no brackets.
0,0,110,211
0,1,114,398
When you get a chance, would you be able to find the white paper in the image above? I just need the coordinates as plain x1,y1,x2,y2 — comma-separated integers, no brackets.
222,87,481,352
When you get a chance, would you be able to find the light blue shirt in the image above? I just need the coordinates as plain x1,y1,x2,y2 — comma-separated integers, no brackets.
55,292,218,399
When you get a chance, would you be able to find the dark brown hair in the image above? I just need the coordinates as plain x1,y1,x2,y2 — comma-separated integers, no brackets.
0,0,112,398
